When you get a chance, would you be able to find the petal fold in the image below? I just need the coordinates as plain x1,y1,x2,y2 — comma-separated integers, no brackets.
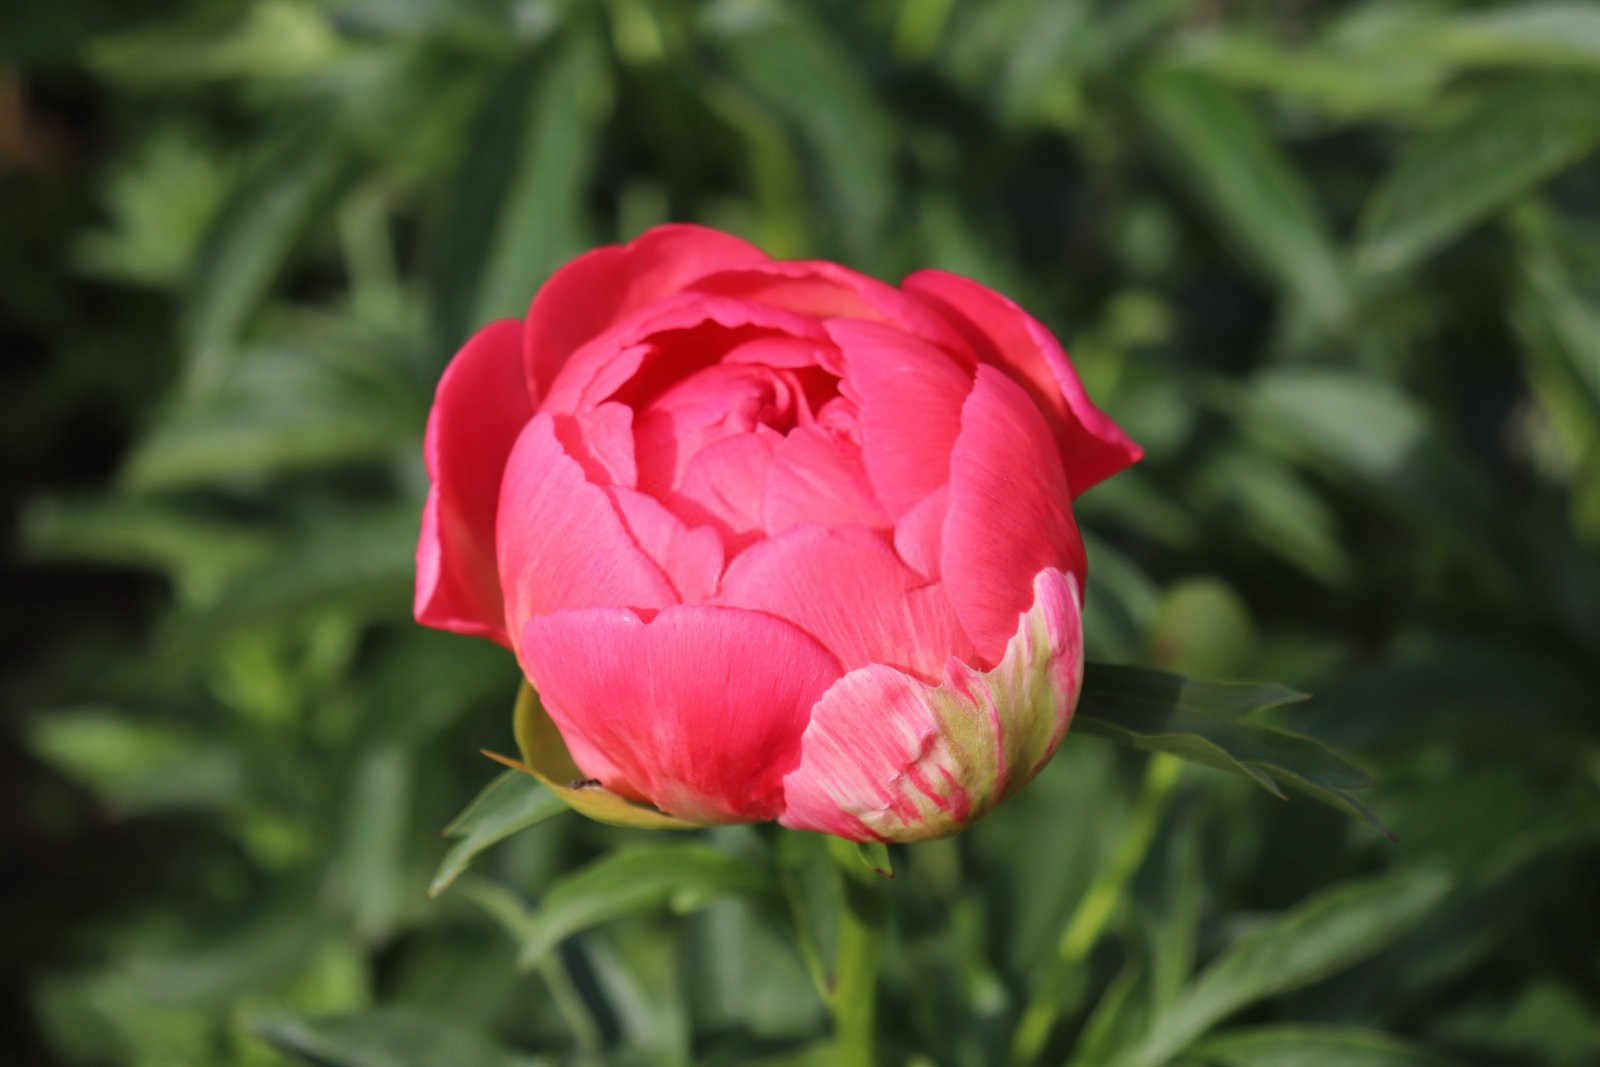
828,318,974,517
717,524,972,680
779,567,1083,842
496,414,678,647
902,269,1142,494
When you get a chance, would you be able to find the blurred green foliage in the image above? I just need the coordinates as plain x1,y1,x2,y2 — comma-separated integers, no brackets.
5,1,1600,1064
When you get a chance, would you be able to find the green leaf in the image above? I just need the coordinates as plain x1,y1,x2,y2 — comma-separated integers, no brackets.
712,0,895,259
20,496,276,605
120,347,419,493
1357,73,1600,273
829,837,894,880
1136,68,1349,323
514,843,776,967
502,682,700,830
1109,866,1453,1067
182,127,349,393
429,771,568,897
430,31,607,348
258,1007,544,1067
1075,663,1385,831
1190,1024,1459,1067
1430,3,1600,72
26,710,247,816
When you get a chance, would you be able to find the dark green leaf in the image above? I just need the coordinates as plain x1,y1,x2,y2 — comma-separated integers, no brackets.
1076,663,1384,830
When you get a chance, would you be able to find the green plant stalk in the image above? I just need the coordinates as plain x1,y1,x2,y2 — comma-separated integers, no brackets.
1010,752,1184,1064
829,836,887,1067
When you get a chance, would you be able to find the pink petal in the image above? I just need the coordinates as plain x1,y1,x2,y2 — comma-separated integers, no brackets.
606,487,725,604
942,366,1087,666
519,605,843,822
633,363,809,496
762,425,889,536
523,224,768,400
893,487,947,580
415,319,531,645
551,401,636,488
902,269,1142,495
686,260,977,362
496,414,678,648
540,293,831,416
827,318,974,517
779,567,1084,842
718,525,973,681
663,428,780,551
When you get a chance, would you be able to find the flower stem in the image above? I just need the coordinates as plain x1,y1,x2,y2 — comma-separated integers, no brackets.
829,837,887,1067
1010,753,1183,1064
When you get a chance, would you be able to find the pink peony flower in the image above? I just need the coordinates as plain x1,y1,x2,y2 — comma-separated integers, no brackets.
415,224,1140,841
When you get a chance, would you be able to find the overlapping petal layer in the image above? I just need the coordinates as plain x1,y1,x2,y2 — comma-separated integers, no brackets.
416,224,1138,840
779,567,1083,841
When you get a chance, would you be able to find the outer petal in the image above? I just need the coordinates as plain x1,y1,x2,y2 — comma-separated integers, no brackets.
828,318,974,517
902,269,1141,495
519,605,843,823
524,224,769,400
942,366,1087,666
780,567,1084,842
496,414,678,647
718,524,974,680
416,319,530,644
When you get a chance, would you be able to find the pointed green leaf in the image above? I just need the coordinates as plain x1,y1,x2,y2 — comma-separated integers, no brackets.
1357,73,1600,273
1109,866,1453,1067
258,1007,542,1067
515,844,776,967
429,771,568,897
1136,68,1349,323
183,127,349,393
1190,1023,1459,1067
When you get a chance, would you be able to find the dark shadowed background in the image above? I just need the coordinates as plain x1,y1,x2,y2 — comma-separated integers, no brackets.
4,1,1599,1064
